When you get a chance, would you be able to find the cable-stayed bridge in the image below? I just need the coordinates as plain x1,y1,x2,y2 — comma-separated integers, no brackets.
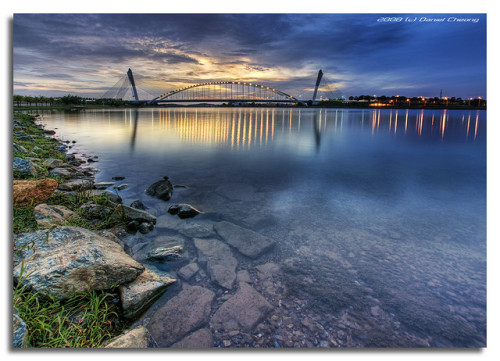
101,69,342,104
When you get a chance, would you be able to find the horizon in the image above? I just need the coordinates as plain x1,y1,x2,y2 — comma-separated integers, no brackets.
13,14,487,100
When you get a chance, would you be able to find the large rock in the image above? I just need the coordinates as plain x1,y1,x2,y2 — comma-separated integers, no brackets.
145,176,173,201
104,326,157,348
115,204,156,224
214,221,275,259
148,285,215,347
119,268,176,319
13,226,144,300
177,221,215,238
13,157,37,177
13,308,28,348
13,179,58,208
210,282,273,332
171,328,213,348
194,238,237,290
33,203,79,228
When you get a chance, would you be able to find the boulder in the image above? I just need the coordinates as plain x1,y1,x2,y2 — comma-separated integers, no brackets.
33,204,79,228
79,201,113,220
13,179,58,209
104,326,157,348
138,222,155,234
13,308,28,348
194,238,237,290
148,285,215,347
13,226,144,300
214,221,275,259
115,204,156,224
13,157,37,177
171,328,213,348
57,178,94,191
168,204,201,219
119,268,176,319
147,245,183,261
145,176,173,201
210,282,273,332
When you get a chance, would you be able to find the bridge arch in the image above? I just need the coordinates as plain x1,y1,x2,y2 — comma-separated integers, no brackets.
151,81,298,103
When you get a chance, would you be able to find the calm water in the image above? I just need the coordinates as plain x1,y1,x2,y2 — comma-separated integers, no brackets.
41,107,486,347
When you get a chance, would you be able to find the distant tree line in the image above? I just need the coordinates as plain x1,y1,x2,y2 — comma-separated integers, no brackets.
13,94,145,107
347,95,485,107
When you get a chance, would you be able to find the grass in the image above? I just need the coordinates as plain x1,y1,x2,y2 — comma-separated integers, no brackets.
14,274,122,348
12,112,129,348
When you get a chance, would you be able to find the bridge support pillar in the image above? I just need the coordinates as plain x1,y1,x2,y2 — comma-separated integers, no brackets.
127,68,139,102
312,69,323,102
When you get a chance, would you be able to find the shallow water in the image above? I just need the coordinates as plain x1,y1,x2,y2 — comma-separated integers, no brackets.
40,107,486,347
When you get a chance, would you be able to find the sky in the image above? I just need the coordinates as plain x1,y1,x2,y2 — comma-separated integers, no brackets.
13,13,487,100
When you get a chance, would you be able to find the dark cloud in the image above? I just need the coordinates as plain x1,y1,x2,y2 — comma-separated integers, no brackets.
13,13,486,98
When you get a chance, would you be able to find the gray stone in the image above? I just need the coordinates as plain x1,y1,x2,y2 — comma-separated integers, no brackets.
13,308,28,348
57,178,94,191
119,268,176,319
94,181,115,190
49,167,77,178
145,176,173,201
116,183,129,191
33,204,79,228
147,245,183,261
237,270,252,283
115,204,156,224
138,221,155,234
13,227,144,300
194,238,237,290
214,221,275,259
104,326,157,348
177,263,199,281
168,204,201,219
130,200,147,210
148,285,215,347
42,158,65,169
79,201,113,220
13,143,28,153
13,157,37,177
210,282,273,332
171,328,213,348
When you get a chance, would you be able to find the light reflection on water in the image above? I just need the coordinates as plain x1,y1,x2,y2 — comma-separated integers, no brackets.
41,107,486,347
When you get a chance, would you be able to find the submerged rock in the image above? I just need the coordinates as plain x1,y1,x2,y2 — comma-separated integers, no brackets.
13,179,58,209
210,282,273,332
104,326,157,348
194,238,237,290
147,245,183,261
177,262,200,281
13,226,144,300
214,221,275,259
171,328,213,348
145,176,173,201
168,204,201,219
148,285,215,347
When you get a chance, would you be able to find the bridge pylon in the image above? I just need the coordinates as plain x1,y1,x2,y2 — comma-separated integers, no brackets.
127,68,139,102
312,69,323,102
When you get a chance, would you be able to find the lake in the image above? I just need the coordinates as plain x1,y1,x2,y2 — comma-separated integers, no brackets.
40,107,486,348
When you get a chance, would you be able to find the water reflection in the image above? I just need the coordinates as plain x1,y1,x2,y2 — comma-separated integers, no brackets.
127,108,483,152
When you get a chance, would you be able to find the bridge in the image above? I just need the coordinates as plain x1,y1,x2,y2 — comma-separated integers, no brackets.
102,69,340,104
